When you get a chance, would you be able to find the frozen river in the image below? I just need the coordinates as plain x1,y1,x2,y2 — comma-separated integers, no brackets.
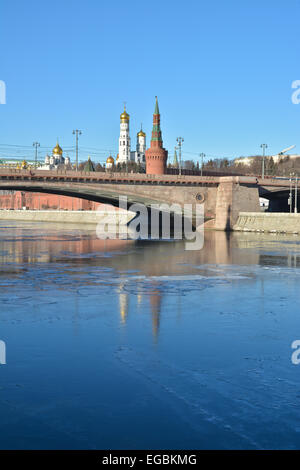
1,221,300,449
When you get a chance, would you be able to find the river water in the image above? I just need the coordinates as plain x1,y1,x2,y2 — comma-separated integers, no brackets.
1,221,300,449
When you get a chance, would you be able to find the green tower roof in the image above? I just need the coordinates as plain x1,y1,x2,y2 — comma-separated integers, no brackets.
154,96,159,115
84,157,95,172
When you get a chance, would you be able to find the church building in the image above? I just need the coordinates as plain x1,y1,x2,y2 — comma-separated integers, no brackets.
38,141,71,170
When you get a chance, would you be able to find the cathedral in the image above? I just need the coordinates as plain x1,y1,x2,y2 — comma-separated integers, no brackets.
38,141,71,170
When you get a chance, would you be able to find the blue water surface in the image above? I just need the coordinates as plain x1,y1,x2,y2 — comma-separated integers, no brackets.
0,221,300,449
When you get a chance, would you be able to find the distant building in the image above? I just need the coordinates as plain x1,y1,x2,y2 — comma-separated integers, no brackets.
38,141,71,170
131,127,146,166
234,154,300,167
234,156,256,167
0,158,36,169
106,155,114,170
118,105,146,167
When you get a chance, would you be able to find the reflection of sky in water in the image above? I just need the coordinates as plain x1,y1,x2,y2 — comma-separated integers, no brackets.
1,222,300,449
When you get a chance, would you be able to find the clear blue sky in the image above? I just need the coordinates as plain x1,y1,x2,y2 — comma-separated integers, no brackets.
1,0,300,163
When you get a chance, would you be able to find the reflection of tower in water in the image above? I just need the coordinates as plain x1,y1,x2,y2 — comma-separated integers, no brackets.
149,283,162,341
137,284,143,308
118,283,129,325
117,279,162,341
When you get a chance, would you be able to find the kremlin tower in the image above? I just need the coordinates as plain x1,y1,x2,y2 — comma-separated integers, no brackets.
145,97,168,175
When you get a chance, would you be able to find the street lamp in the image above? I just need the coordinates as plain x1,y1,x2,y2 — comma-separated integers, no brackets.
33,142,40,168
260,144,268,179
289,172,294,213
72,129,82,171
176,137,184,176
295,174,298,214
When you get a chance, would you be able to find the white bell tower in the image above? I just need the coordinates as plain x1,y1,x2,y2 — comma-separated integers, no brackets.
136,126,146,165
118,104,131,164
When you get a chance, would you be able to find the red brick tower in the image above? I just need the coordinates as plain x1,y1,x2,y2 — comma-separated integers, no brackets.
145,97,168,175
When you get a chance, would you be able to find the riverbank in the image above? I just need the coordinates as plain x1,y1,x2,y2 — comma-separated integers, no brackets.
0,209,134,226
234,212,300,233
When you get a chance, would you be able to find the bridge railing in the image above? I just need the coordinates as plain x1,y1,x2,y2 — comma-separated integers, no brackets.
0,168,223,183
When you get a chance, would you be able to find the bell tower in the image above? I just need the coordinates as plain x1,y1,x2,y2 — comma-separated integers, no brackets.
118,104,131,164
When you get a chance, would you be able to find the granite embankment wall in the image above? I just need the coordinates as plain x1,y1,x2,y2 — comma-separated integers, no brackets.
0,209,134,226
234,212,300,233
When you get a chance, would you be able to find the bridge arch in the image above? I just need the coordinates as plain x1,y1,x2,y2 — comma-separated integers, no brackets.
0,184,124,208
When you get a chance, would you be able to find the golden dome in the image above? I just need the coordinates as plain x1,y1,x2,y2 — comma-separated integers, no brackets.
106,156,114,164
53,141,63,155
116,154,119,160
137,129,146,137
120,104,129,122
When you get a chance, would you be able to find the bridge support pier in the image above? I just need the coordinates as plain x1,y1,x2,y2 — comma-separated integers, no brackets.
214,177,260,230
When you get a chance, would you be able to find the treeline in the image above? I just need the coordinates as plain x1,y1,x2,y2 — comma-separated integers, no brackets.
235,155,300,177
182,156,300,177
78,155,300,176
168,158,242,175
78,160,145,173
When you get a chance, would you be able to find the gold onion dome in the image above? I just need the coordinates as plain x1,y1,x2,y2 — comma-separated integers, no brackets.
120,104,129,122
53,141,63,155
138,129,146,137
106,156,114,164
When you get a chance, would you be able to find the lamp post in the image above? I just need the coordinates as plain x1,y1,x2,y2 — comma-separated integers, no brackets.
289,172,294,213
200,153,205,177
260,143,268,179
33,142,40,168
295,174,298,214
72,129,82,171
176,137,184,176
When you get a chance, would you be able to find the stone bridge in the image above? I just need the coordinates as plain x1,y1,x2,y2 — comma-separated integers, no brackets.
0,169,292,230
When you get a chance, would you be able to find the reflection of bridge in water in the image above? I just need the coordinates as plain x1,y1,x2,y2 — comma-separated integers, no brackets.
0,169,296,229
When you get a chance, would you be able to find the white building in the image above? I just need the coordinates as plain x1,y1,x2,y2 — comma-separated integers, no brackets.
130,127,146,166
234,154,300,167
118,105,146,167
38,142,71,170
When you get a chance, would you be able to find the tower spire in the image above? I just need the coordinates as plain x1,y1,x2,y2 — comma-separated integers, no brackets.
151,97,162,143
154,96,159,115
